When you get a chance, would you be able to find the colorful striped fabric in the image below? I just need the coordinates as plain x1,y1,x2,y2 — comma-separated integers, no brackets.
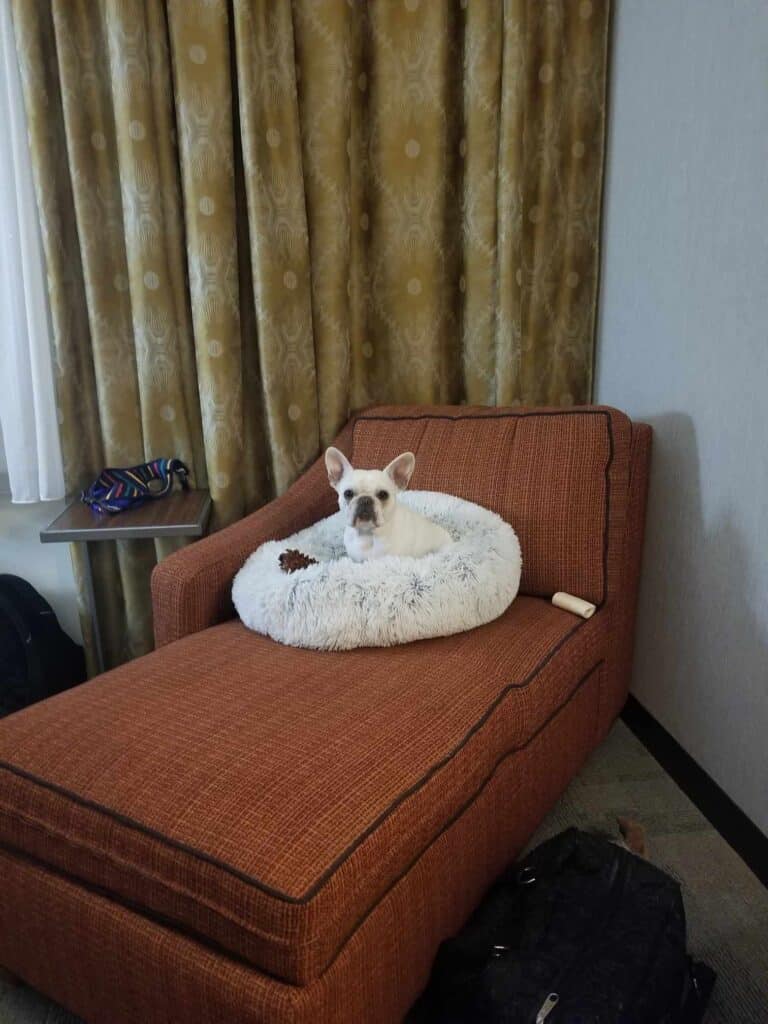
80,458,189,514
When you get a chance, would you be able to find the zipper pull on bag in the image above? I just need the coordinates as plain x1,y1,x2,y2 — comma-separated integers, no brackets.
536,992,559,1023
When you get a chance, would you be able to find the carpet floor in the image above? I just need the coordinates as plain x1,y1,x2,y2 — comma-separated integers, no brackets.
1,720,766,1023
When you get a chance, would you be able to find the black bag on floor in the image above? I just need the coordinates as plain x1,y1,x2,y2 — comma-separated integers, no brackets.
0,574,86,717
417,828,715,1024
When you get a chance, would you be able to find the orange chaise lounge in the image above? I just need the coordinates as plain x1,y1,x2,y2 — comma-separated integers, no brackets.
0,406,651,1024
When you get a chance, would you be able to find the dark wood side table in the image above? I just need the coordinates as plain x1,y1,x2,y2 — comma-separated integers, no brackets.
40,490,212,673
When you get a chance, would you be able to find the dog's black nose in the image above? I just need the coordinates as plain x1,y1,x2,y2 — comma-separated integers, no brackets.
355,495,375,520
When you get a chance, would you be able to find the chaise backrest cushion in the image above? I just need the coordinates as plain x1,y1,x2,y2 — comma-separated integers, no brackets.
352,406,633,606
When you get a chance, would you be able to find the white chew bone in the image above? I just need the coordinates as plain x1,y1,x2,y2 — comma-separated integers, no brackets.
551,591,597,619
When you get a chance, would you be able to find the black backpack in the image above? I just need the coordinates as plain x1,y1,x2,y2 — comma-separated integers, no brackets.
415,828,715,1024
0,574,86,717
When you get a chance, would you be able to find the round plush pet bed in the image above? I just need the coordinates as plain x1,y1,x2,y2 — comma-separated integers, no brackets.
233,492,521,651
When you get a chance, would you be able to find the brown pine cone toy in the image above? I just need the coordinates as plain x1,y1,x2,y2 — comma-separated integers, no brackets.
278,549,319,573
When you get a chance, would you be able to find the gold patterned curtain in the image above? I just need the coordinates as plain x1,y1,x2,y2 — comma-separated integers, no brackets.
12,0,610,672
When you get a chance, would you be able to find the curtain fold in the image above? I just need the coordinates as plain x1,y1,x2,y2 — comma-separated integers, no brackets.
12,0,610,671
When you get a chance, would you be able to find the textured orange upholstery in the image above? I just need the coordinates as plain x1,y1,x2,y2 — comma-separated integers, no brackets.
0,405,650,1023
0,664,602,1024
0,600,604,983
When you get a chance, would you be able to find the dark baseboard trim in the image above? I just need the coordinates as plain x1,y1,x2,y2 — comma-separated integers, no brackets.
621,695,768,889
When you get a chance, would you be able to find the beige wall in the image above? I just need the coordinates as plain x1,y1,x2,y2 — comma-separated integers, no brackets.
595,1,768,833
0,425,81,643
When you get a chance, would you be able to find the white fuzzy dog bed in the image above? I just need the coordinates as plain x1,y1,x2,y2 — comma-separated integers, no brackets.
232,492,521,651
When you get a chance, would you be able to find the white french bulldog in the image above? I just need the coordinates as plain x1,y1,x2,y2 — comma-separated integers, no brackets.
325,447,451,562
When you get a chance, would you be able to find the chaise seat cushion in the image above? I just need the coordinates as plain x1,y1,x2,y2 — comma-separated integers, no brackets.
0,596,606,985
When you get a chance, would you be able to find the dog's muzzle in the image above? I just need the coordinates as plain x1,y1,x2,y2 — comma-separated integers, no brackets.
353,496,376,524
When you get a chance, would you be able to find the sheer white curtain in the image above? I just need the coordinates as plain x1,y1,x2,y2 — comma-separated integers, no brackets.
0,0,65,503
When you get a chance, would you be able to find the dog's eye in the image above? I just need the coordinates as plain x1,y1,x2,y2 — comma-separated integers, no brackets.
343,489,354,501
376,490,389,501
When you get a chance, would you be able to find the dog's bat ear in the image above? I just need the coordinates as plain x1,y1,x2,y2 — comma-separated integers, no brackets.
325,447,352,487
384,451,416,490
